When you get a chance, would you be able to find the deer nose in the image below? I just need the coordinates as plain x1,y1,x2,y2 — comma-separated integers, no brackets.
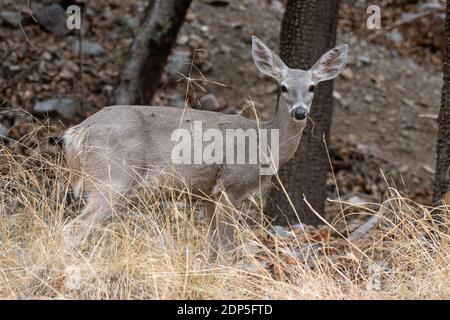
292,107,308,121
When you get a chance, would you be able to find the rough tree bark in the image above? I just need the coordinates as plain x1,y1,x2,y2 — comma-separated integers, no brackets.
266,0,341,225
433,0,450,206
115,0,191,105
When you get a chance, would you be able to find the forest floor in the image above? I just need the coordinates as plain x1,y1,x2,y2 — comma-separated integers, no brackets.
0,0,448,299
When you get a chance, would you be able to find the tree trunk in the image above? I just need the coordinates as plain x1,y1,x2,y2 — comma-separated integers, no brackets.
115,0,191,105
266,0,341,225
433,0,450,206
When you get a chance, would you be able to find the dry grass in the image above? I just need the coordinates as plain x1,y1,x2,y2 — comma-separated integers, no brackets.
0,129,449,300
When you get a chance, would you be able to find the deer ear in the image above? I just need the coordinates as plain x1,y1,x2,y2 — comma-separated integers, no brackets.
311,44,348,83
252,36,287,80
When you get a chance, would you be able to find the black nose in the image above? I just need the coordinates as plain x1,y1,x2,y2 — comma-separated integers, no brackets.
292,107,308,120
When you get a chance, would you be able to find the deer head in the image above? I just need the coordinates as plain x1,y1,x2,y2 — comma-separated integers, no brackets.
251,36,348,121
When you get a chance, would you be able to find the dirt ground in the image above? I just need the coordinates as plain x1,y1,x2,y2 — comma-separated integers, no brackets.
0,0,443,214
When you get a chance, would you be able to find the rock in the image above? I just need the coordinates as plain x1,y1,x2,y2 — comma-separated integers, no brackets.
347,195,367,206
364,95,373,103
270,225,295,240
42,51,53,61
73,40,105,56
242,240,264,255
333,90,349,108
236,262,256,273
369,115,377,124
421,164,435,175
356,142,377,156
121,16,139,30
419,2,444,11
333,91,342,101
220,44,232,54
0,11,21,28
387,30,404,45
292,223,307,230
165,50,191,84
102,85,114,95
34,4,70,37
176,35,189,46
402,98,415,107
0,124,8,138
291,223,308,234
200,94,224,112
357,55,371,65
271,0,285,17
33,98,77,119
168,93,186,108
289,243,322,262
342,68,354,80
230,21,243,29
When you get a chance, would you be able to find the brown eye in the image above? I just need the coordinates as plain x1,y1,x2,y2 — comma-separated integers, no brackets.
281,85,288,93
308,85,315,93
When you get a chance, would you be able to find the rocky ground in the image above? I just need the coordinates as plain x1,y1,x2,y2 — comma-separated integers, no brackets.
0,0,444,219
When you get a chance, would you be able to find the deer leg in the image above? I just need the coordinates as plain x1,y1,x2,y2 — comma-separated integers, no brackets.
207,184,240,254
62,190,124,251
202,200,218,256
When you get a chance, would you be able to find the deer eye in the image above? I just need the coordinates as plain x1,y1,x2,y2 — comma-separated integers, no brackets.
281,85,288,93
308,85,315,93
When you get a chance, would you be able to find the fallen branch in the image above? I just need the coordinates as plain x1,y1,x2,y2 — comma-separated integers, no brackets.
368,9,441,41
419,113,439,120
348,205,387,242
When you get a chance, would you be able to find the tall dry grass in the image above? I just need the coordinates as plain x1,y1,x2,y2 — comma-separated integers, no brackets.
0,126,449,300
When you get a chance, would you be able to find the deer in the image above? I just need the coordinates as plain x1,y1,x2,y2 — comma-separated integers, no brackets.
62,36,348,253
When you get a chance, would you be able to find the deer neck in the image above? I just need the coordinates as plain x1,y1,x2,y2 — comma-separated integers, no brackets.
263,98,306,168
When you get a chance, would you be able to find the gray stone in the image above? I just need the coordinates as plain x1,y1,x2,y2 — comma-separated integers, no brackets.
0,11,20,28
270,0,285,17
0,124,8,138
33,98,78,119
236,261,268,273
122,16,140,30
176,35,189,45
347,195,367,206
364,95,373,103
165,50,191,84
73,40,105,56
200,94,223,111
270,225,295,240
230,21,243,29
289,243,322,262
387,31,404,45
34,4,70,37
419,2,444,11
168,93,186,108
421,164,435,175
356,143,377,156
341,68,354,80
357,55,371,65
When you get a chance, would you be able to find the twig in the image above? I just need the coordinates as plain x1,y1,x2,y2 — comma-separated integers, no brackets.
78,28,85,116
26,0,38,23
19,0,38,50
77,4,86,117
348,205,387,242
419,113,438,120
